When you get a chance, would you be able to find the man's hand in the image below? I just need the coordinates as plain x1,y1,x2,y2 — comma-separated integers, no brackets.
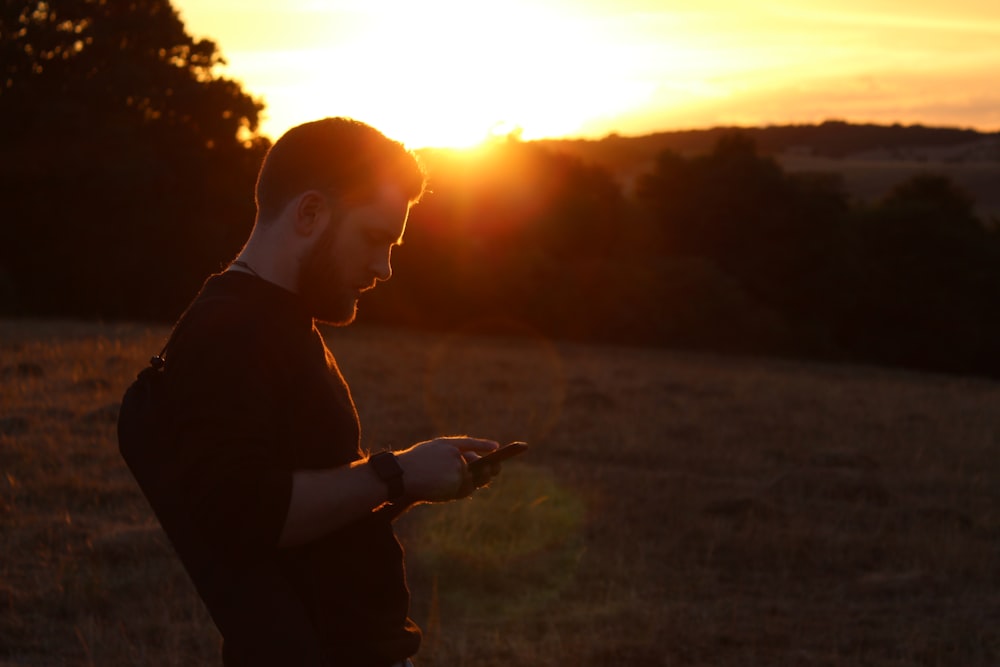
278,436,500,547
395,436,499,502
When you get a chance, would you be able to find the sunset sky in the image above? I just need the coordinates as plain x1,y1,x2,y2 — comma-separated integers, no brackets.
172,0,1000,149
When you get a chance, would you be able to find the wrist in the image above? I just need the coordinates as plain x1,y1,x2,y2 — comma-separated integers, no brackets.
368,450,405,502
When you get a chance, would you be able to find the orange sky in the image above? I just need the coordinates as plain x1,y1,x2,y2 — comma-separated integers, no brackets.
173,0,1000,149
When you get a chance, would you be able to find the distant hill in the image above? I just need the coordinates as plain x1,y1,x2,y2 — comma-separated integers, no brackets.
532,121,1000,218
535,120,1000,165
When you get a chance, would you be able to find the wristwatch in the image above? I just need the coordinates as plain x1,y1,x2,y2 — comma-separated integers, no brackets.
368,450,405,501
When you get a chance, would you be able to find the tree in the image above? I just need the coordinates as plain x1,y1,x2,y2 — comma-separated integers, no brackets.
839,174,1000,374
360,141,632,341
636,132,850,341
1,0,261,150
0,0,268,318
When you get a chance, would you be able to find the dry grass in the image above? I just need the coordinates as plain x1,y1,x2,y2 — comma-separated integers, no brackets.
1,318,998,666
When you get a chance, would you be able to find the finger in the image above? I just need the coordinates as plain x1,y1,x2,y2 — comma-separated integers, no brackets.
471,466,491,488
455,438,499,454
458,469,476,497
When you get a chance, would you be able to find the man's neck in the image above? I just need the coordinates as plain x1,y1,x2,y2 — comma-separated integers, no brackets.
230,246,298,293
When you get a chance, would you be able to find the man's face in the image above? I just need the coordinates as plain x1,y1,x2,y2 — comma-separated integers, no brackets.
297,185,410,325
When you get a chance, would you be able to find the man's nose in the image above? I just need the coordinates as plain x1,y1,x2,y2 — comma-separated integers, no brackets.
372,251,392,282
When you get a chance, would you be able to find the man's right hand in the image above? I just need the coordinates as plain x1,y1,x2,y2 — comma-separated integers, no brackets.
280,436,499,548
395,436,498,502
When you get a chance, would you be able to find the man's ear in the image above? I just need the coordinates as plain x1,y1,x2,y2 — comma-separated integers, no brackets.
292,190,330,237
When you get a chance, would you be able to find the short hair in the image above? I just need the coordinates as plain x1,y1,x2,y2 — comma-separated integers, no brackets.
254,117,427,221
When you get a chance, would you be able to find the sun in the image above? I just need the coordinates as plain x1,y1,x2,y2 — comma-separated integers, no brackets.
250,0,654,149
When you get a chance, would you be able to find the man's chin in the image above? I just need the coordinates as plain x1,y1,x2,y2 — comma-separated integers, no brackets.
313,301,358,327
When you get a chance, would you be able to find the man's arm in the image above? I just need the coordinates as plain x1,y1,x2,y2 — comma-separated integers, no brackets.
277,436,498,548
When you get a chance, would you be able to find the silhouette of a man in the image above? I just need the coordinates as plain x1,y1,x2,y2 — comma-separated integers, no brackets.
136,118,499,666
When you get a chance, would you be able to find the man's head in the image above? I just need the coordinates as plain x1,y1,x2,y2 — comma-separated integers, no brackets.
246,118,427,325
254,117,426,223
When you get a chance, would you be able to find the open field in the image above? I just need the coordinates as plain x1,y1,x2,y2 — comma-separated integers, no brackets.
777,154,1000,221
1,318,999,666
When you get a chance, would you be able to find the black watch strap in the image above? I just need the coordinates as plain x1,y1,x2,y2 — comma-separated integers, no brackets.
369,451,405,501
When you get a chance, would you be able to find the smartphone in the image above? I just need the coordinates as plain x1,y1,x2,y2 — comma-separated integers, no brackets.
468,441,528,474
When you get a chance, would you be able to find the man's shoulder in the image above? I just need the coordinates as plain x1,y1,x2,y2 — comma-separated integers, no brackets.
177,291,260,343
169,277,276,356
184,291,261,333
165,272,315,371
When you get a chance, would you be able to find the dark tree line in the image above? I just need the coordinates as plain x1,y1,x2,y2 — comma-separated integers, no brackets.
630,137,1000,374
1,0,268,319
362,135,1000,377
4,0,999,378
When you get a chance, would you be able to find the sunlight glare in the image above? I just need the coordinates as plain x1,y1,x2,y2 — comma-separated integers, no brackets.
178,0,1000,143
277,0,656,148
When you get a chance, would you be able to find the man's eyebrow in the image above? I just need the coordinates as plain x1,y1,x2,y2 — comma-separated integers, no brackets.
369,227,405,246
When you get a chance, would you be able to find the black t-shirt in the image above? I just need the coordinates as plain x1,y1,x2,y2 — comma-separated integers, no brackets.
159,271,420,667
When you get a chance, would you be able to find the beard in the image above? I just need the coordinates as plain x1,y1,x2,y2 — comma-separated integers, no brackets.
297,225,359,326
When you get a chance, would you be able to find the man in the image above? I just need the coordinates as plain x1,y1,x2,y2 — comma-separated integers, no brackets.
132,118,500,666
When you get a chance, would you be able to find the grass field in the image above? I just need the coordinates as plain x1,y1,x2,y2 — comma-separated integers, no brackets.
1,318,998,666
